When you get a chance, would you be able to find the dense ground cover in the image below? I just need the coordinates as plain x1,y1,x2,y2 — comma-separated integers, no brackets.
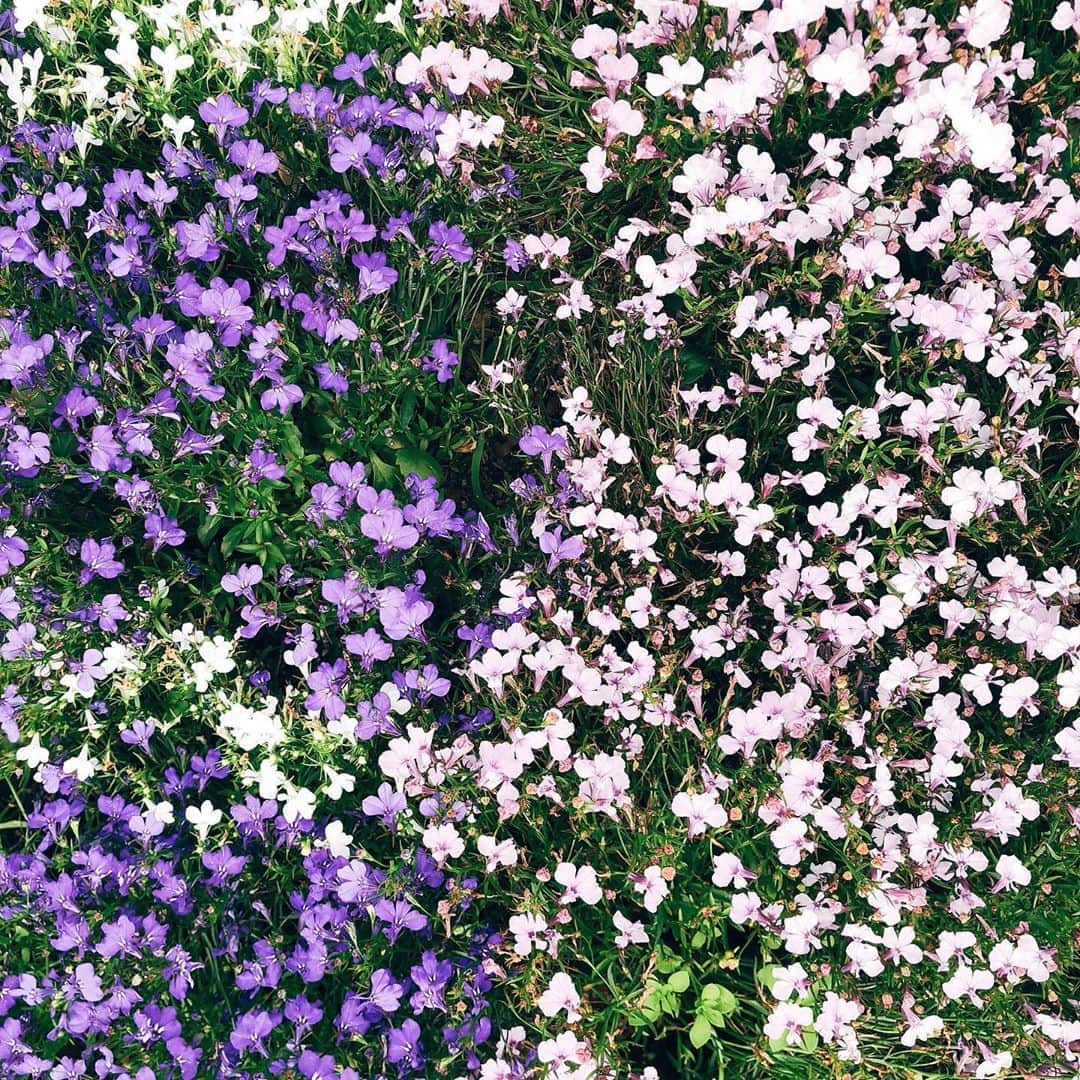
2,0,1080,1076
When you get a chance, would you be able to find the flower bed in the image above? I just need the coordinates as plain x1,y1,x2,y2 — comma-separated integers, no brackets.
2,0,1080,1076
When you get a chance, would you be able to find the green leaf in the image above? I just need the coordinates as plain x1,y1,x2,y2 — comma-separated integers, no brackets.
689,1015,714,1049
667,970,690,993
655,952,683,974
700,984,737,1019
395,445,442,481
220,521,251,559
196,515,221,547
281,422,304,461
399,389,417,429
690,930,708,950
368,451,396,486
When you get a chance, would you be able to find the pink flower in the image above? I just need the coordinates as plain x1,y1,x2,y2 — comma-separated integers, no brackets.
613,911,648,949
580,146,613,194
477,835,518,872
956,0,1011,48
764,1003,814,1048
537,972,581,1022
840,237,899,287
631,865,670,912
593,98,644,145
554,862,603,905
671,790,728,838
942,964,994,1006
1052,0,1080,33
421,822,465,867
999,676,1040,718
991,853,1031,893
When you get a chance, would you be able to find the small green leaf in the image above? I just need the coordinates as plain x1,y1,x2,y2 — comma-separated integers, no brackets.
700,984,737,1018
281,422,304,461
655,952,683,974
690,930,707,949
368,452,396,486
220,521,251,558
395,445,441,481
667,970,690,993
689,1015,713,1049
196,515,221,547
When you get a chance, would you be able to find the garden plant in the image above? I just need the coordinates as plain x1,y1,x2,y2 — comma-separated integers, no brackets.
2,0,1080,1076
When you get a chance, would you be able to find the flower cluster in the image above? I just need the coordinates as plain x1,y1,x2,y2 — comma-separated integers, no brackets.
3,0,1080,1077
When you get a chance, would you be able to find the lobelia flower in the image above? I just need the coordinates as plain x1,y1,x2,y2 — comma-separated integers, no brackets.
427,220,474,264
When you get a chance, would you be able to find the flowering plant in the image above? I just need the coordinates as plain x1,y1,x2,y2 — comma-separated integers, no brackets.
3,0,1080,1077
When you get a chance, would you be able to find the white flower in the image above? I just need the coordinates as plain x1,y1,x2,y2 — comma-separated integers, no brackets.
15,733,49,770
150,43,194,92
162,113,195,147
280,785,317,824
320,819,353,858
322,767,356,800
192,636,236,691
219,698,284,752
185,799,222,841
374,0,404,30
242,757,286,800
62,745,99,781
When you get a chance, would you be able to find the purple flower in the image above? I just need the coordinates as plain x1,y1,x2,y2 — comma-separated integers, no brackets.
362,782,407,827
343,628,393,671
427,221,473,264
422,338,459,382
228,139,280,175
361,506,420,556
329,132,373,173
0,534,28,574
333,51,375,85
519,425,568,473
304,659,348,720
373,898,428,944
221,563,263,602
369,968,405,1013
386,1019,424,1068
246,446,286,482
377,585,434,642
503,237,528,270
79,538,124,584
41,182,87,228
199,93,249,143
249,79,288,115
119,718,155,753
336,859,384,904
95,915,140,959
229,1008,278,1056
162,945,203,1000
305,482,344,526
409,950,453,1014
298,1050,336,1080
538,526,585,573
144,514,186,553
353,251,398,299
